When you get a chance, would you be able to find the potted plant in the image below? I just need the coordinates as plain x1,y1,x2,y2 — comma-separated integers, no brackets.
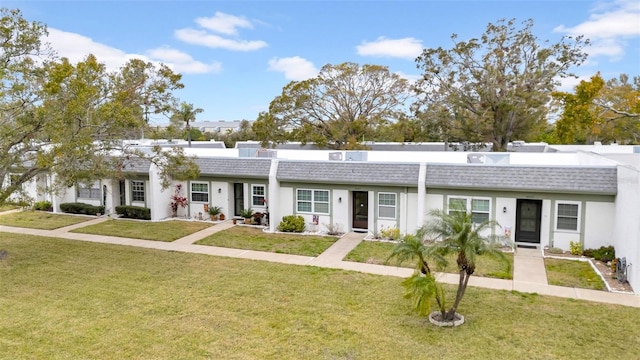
240,208,254,224
208,206,222,221
169,184,188,217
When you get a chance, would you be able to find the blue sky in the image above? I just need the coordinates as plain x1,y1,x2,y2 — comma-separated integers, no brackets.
8,0,640,124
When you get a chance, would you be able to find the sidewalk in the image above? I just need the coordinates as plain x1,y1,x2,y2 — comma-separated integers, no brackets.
1,218,638,308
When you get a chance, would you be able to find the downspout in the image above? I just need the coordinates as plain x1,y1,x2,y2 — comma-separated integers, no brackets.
268,159,280,232
417,162,427,229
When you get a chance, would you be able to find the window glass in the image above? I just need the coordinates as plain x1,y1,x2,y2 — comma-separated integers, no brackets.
132,181,145,202
557,203,579,230
191,183,209,202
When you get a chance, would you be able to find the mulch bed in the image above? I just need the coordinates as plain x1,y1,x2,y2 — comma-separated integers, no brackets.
544,250,634,293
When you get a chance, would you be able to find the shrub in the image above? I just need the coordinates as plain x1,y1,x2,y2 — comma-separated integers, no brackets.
33,201,52,211
277,215,305,233
324,223,344,236
115,205,151,220
60,202,105,215
240,208,254,219
569,240,582,255
380,226,400,240
584,245,615,262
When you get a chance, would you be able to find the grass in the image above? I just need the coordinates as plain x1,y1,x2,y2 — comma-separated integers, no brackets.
545,258,607,290
0,210,93,230
345,240,514,279
0,204,20,212
0,233,639,359
195,226,337,256
71,218,213,241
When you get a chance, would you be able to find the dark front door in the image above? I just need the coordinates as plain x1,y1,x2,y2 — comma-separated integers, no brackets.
516,199,542,243
118,180,126,206
352,191,368,230
233,183,244,217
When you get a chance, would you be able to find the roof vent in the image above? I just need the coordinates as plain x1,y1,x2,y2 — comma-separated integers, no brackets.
467,154,485,164
256,149,277,158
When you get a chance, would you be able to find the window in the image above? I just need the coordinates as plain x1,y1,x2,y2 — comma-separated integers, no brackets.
191,182,209,202
77,183,100,199
447,196,491,224
378,193,397,219
296,189,330,214
448,197,467,214
471,199,490,223
252,185,266,206
131,181,145,202
557,203,579,231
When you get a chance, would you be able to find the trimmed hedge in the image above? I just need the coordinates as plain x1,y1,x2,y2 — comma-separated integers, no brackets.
33,201,53,211
115,205,151,220
60,202,104,215
277,215,306,233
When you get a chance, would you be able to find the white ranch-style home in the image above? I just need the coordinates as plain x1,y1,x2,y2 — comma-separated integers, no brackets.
6,141,640,294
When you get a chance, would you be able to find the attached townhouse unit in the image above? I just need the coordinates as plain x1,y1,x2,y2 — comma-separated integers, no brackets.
6,141,640,294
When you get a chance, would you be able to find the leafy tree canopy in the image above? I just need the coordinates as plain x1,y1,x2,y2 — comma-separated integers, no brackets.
413,18,589,151
253,62,411,149
0,8,197,205
553,73,640,144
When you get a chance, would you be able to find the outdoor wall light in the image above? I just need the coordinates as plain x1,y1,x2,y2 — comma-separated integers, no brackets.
218,188,222,194
338,197,342,203
503,206,507,213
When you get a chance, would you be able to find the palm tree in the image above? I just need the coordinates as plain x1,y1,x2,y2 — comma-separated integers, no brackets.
389,206,510,322
172,102,203,147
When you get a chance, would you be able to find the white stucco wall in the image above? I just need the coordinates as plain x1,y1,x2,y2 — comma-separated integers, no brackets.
495,197,517,240
612,165,640,294
332,189,349,233
583,202,615,249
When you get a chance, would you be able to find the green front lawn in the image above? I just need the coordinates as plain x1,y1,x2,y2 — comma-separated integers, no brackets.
345,240,514,279
545,258,607,290
0,210,93,230
0,234,638,359
0,204,20,212
195,226,338,256
71,219,212,241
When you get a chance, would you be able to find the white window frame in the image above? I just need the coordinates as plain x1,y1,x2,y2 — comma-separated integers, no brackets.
251,184,266,207
446,196,491,224
296,189,330,215
378,192,397,219
555,201,580,232
190,182,209,203
131,180,145,202
77,182,101,199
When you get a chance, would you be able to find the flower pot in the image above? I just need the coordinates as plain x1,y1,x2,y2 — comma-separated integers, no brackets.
219,213,225,221
232,219,237,225
210,215,219,221
244,218,251,224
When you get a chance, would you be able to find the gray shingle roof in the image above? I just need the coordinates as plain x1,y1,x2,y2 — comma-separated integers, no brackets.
195,157,272,178
277,161,420,186
425,164,617,194
119,157,151,174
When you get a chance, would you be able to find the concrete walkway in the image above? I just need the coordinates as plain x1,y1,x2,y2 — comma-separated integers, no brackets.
0,215,638,308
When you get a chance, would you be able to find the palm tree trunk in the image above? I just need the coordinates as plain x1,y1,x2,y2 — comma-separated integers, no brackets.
186,121,191,147
446,270,471,320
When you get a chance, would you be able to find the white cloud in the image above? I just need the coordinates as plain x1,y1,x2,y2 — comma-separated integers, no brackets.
195,12,252,35
46,28,146,71
174,28,267,51
175,12,267,52
45,28,220,75
146,47,222,74
356,37,423,59
554,0,640,60
268,56,318,81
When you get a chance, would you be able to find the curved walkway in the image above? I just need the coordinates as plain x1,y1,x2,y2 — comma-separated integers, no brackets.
1,217,638,308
